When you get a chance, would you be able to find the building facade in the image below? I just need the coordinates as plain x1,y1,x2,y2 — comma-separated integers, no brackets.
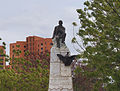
10,41,27,58
10,36,53,67
26,36,53,55
0,46,6,69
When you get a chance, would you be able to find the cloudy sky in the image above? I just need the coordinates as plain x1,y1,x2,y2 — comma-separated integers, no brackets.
0,0,85,55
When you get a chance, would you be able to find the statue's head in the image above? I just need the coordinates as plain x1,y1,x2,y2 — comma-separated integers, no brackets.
59,20,63,25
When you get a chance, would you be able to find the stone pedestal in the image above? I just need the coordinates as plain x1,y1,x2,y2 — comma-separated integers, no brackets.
48,44,73,91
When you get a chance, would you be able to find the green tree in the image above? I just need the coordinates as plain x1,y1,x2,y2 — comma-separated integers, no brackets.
0,38,50,91
0,54,50,91
10,52,50,91
72,0,120,91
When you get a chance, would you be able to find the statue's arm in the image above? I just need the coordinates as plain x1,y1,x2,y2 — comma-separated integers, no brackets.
61,27,65,34
64,27,66,33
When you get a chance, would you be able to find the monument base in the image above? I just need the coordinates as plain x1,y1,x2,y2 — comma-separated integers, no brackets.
48,45,73,91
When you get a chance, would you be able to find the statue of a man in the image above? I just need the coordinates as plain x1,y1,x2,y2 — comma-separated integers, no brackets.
52,20,66,48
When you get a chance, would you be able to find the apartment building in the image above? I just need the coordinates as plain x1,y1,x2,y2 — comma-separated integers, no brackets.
10,36,53,67
0,46,6,69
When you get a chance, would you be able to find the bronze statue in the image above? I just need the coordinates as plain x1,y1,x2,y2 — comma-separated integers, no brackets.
52,20,66,48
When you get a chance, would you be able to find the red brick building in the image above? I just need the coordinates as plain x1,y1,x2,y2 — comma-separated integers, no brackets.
10,36,53,66
10,41,27,58
0,46,6,69
26,36,52,55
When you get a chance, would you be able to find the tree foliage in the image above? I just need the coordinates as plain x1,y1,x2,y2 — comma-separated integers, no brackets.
73,0,120,91
0,54,50,91
0,39,50,91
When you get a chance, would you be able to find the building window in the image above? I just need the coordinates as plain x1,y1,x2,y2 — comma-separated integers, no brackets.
38,49,39,52
24,50,26,52
27,38,28,42
41,52,43,55
50,43,53,45
12,46,14,48
41,48,43,50
0,55,4,57
24,46,26,48
0,63,3,65
38,44,39,47
33,38,34,41
41,43,43,46
12,55,14,58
